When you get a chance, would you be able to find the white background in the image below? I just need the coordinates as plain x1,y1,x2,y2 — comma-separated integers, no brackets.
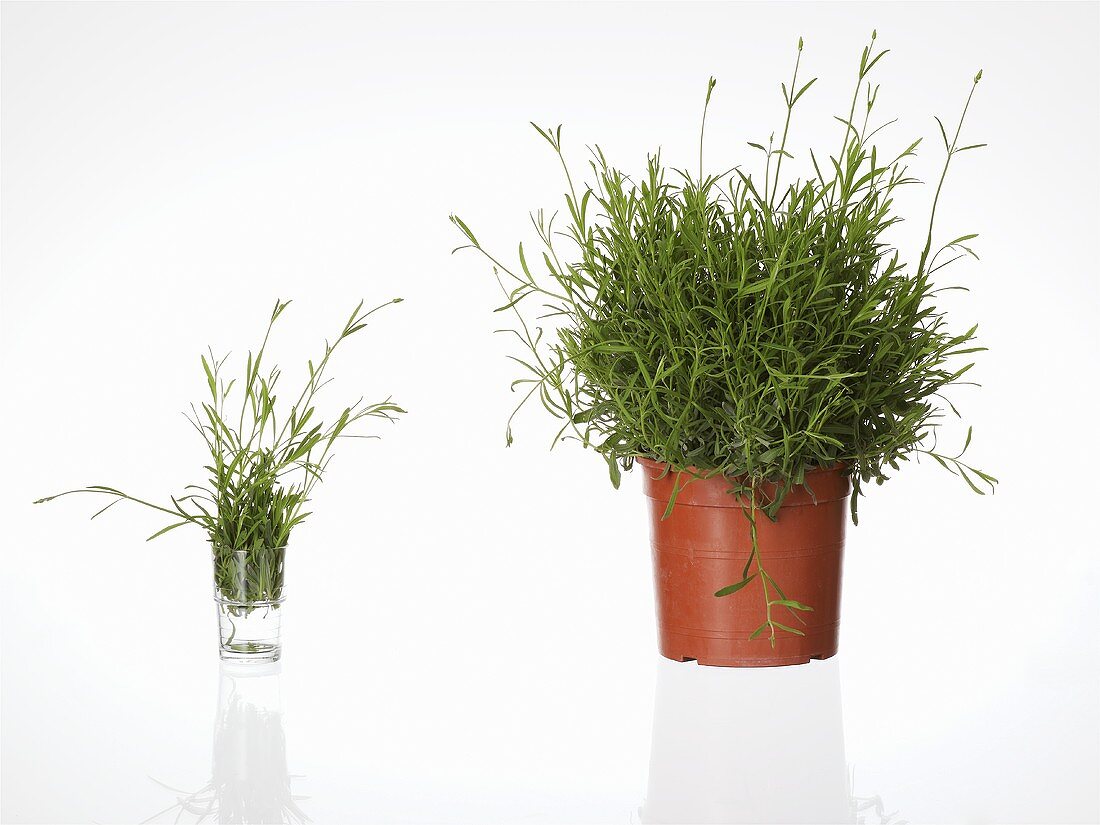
2,2,1098,823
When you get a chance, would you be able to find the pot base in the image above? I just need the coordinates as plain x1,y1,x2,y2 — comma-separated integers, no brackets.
659,650,836,668
657,617,840,668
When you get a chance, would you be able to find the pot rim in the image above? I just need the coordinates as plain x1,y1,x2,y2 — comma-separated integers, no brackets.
634,456,846,477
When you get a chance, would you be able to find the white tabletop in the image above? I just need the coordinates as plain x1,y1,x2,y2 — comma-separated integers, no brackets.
3,605,1096,824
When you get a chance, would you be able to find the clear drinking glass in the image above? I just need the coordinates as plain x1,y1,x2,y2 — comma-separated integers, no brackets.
213,546,287,662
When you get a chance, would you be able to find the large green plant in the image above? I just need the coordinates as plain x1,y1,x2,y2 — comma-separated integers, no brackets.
452,34,995,642
36,299,404,604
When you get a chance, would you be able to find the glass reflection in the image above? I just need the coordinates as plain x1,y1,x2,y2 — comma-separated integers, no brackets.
641,656,850,824
144,662,308,824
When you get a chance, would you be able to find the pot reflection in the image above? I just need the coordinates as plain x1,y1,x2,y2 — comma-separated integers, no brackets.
641,656,850,824
145,662,308,824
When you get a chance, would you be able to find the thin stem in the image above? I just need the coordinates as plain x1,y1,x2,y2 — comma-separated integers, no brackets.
919,74,982,277
770,42,803,208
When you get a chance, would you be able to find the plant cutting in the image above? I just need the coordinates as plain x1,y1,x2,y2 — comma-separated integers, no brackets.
451,33,995,666
36,299,404,662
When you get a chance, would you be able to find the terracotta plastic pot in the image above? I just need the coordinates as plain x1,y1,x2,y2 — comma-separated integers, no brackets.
639,458,850,667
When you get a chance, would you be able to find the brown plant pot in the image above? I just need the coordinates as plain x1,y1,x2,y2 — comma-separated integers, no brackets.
639,458,851,667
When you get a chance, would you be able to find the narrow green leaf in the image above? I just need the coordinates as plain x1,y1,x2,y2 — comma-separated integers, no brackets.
715,573,757,597
769,598,813,611
146,520,191,541
771,622,806,636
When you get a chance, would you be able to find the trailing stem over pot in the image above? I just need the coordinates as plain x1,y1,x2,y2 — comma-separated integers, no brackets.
451,32,996,642
35,299,405,605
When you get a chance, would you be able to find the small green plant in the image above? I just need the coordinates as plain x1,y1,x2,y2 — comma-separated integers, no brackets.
451,33,995,644
36,299,404,605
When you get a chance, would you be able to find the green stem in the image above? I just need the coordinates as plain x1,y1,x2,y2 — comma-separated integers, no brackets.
770,44,803,208
918,77,980,277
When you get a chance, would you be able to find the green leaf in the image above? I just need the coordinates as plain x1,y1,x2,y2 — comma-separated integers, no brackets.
934,115,949,149
449,213,480,247
769,598,813,611
715,573,757,597
862,48,890,77
146,520,191,541
957,466,987,495
791,77,817,105
771,622,806,636
605,454,621,489
201,355,216,398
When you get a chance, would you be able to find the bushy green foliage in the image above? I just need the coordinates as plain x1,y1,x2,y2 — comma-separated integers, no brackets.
36,299,404,603
453,34,995,642
452,33,995,523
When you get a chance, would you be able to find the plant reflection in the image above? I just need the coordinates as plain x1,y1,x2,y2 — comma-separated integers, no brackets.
144,662,308,824
850,770,908,825
641,656,902,824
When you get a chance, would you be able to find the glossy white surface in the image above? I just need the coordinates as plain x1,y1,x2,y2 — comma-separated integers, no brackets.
3,611,1097,823
3,2,1098,822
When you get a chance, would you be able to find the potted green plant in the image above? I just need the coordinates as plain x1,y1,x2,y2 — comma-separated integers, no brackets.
36,299,404,662
451,33,995,666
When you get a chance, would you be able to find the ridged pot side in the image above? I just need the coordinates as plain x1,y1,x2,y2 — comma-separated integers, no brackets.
638,458,851,667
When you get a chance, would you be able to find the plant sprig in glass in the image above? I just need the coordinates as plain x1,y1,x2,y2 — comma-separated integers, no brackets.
35,298,404,605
